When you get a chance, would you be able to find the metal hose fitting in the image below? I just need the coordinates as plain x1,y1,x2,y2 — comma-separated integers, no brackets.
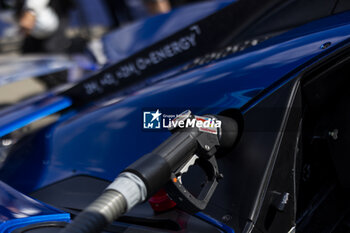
60,190,127,233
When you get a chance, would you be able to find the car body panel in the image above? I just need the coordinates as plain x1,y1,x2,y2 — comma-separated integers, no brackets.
26,11,350,190
0,55,73,86
2,6,350,233
0,181,70,233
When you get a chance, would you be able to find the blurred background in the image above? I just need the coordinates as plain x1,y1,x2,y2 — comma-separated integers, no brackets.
0,0,220,56
0,0,233,112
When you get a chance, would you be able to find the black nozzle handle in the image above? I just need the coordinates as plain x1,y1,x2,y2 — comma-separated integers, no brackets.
125,129,200,197
213,115,239,150
61,113,239,233
125,114,238,198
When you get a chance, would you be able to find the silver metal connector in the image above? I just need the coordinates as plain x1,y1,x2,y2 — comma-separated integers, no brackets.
86,189,127,223
106,172,147,211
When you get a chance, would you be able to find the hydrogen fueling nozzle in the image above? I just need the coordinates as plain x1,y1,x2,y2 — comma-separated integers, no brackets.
61,110,238,233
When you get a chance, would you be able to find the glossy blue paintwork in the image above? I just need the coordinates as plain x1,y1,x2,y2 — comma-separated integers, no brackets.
102,0,234,62
3,8,350,233
0,95,72,137
1,214,69,233
20,11,350,191
0,181,70,232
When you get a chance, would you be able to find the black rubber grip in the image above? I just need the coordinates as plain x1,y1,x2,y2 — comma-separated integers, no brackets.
125,130,199,197
214,115,239,149
125,153,171,197
60,211,108,233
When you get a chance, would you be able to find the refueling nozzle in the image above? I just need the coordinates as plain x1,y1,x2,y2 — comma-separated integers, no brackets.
61,110,238,233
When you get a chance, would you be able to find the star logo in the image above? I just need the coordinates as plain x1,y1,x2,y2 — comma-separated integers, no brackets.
143,109,162,129
151,109,162,122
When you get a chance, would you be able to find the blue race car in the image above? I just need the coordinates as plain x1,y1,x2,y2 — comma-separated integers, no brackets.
1,0,350,232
